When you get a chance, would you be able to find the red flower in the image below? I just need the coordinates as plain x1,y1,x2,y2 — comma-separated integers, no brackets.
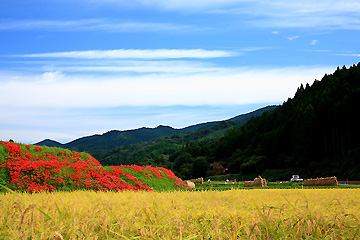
34,146,43,152
0,141,184,193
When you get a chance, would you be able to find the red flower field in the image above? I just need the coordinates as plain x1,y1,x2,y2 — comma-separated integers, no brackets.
0,141,186,192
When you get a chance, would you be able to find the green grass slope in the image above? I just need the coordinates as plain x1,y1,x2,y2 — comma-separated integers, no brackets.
0,141,187,193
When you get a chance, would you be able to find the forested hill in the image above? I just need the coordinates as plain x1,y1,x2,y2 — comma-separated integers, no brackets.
36,105,277,153
89,105,276,166
169,63,360,181
38,126,181,152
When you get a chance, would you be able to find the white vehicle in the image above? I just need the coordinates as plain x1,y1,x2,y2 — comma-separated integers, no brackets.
290,175,303,182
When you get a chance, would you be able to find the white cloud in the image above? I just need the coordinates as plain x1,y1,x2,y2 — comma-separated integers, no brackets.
144,0,246,10
93,21,205,32
333,53,360,57
1,59,224,74
3,1,359,33
140,0,360,30
310,40,319,45
58,61,223,74
244,2,360,30
92,0,246,10
2,1,358,35
0,19,203,32
137,0,360,16
131,1,360,30
18,49,236,59
287,36,299,41
0,65,337,144
37,71,65,83
0,19,98,30
0,66,335,109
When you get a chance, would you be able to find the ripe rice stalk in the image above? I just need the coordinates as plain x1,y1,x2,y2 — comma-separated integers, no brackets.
1,189,360,239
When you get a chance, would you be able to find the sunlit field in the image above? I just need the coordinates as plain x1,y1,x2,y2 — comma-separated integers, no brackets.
1,189,360,239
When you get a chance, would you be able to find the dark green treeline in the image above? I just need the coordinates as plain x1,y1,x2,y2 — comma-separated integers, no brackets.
169,63,360,180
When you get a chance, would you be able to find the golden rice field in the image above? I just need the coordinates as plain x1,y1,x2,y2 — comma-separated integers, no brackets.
1,189,360,239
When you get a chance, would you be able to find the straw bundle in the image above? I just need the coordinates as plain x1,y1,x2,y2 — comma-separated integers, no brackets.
185,180,195,189
189,177,204,184
303,177,338,186
244,176,267,187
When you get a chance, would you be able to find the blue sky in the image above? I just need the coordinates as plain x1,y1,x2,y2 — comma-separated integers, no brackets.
1,0,360,144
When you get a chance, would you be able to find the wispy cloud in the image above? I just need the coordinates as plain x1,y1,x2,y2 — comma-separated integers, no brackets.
4,47,270,75
0,19,97,30
242,1,360,30
288,36,299,41
310,40,319,45
3,1,359,34
56,61,224,74
332,53,360,57
128,0,360,30
16,49,237,59
0,59,223,74
135,0,360,16
88,0,246,11
0,19,203,32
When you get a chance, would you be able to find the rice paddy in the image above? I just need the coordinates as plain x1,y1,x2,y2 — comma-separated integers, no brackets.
1,188,360,239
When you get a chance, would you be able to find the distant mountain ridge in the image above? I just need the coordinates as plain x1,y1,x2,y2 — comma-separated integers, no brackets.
36,105,277,152
36,139,62,147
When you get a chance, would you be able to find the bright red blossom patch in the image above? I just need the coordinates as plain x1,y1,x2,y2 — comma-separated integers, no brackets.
0,141,185,192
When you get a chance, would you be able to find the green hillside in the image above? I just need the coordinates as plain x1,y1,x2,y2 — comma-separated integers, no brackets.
168,63,360,181
0,141,187,193
90,106,277,167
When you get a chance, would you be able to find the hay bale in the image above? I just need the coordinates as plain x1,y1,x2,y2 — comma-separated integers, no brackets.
244,176,267,187
185,180,195,189
260,176,267,187
244,180,257,187
303,176,338,186
189,177,203,184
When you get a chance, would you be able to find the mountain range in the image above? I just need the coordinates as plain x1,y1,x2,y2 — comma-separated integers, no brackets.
36,105,277,152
